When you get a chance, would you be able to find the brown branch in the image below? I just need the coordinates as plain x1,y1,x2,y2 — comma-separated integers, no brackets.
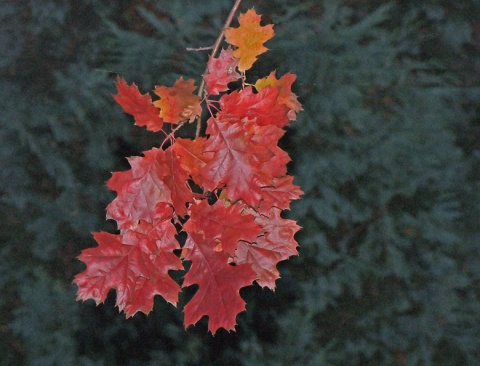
195,0,242,138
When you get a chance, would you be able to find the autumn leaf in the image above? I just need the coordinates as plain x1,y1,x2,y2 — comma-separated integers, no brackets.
184,199,262,255
160,144,197,217
201,117,274,207
259,143,291,178
249,123,292,179
225,8,274,72
106,148,173,230
153,77,202,124
204,47,242,95
182,231,256,334
259,176,303,212
74,220,183,317
172,137,211,184
113,77,164,132
218,86,290,128
255,71,303,120
234,208,300,289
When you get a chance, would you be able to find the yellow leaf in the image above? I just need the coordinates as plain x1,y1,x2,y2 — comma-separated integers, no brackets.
225,8,274,72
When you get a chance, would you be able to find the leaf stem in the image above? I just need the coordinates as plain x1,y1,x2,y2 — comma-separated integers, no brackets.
195,0,242,138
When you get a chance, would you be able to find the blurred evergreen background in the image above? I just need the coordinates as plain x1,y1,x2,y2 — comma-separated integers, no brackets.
1,0,479,365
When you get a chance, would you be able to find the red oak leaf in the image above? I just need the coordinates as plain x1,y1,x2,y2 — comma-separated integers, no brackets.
182,231,256,334
201,117,274,206
106,148,172,230
204,47,241,95
260,144,291,178
184,199,262,255
160,144,196,217
219,86,290,128
235,208,300,289
259,176,303,212
153,77,202,124
74,220,183,317
172,137,211,184
255,71,303,120
225,8,274,72
113,77,164,132
244,119,291,179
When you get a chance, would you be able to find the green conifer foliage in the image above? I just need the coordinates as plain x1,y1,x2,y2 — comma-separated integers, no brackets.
239,1,480,365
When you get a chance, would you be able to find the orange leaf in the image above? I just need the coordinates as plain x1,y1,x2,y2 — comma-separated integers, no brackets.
225,8,274,72
153,77,202,124
255,71,303,120
172,137,211,184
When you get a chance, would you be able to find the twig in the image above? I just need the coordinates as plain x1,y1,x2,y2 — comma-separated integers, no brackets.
186,46,215,51
195,0,242,138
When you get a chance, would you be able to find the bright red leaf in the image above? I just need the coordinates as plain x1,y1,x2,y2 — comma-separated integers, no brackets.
234,207,300,289
160,144,196,217
204,47,242,95
182,231,256,334
255,71,303,120
113,77,164,132
106,148,173,230
74,220,183,316
259,176,303,212
201,117,274,207
184,199,262,255
218,86,290,128
260,144,291,178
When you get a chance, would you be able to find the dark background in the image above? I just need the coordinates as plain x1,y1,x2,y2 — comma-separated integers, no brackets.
1,0,480,365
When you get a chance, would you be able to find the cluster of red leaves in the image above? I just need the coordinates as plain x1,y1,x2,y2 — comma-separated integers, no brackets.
74,7,302,334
